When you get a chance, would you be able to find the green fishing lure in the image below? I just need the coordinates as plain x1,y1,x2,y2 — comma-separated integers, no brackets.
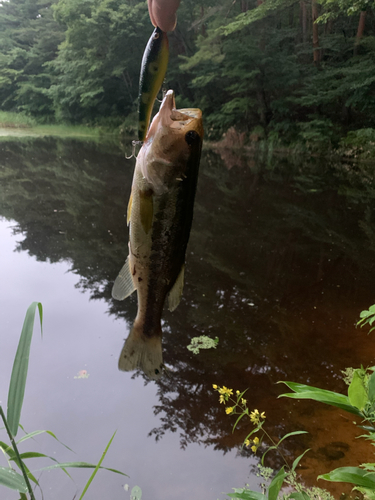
138,26,169,142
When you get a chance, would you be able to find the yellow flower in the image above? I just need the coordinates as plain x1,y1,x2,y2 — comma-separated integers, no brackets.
219,386,233,397
250,409,260,424
244,439,250,447
261,412,266,419
236,390,240,396
219,394,225,404
241,398,247,405
251,436,260,453
212,384,218,389
225,406,234,414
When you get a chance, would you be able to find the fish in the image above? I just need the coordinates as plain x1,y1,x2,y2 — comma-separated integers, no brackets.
138,26,169,142
112,89,203,379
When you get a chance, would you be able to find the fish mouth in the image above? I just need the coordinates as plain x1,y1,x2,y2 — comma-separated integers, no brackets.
146,90,203,140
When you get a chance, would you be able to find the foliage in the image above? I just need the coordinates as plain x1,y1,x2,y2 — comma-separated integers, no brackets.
0,303,127,498
358,304,375,333
280,361,375,499
223,305,375,500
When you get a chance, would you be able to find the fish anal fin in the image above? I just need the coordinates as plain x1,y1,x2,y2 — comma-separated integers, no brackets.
139,189,154,234
112,256,136,300
168,264,185,312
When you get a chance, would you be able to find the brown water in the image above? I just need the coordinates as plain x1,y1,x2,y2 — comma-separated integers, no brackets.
1,137,375,499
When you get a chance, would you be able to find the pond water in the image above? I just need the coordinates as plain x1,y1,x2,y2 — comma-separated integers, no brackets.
1,137,375,499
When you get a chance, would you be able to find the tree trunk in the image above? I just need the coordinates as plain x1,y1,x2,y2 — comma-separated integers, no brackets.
312,0,320,65
354,11,366,56
300,1,307,43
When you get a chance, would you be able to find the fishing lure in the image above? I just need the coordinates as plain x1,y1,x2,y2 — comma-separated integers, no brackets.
138,26,169,142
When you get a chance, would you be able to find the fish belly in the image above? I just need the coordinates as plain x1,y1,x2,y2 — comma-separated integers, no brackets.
129,168,189,337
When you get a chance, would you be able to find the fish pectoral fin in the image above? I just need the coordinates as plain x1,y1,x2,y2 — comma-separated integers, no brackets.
127,191,133,226
168,264,185,312
112,256,136,300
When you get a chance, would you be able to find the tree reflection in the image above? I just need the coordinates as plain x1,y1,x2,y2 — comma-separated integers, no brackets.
1,138,375,475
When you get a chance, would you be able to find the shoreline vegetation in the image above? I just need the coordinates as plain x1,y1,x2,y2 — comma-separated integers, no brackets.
2,111,375,162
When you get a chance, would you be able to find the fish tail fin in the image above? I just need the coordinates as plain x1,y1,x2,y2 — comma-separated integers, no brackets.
118,321,163,379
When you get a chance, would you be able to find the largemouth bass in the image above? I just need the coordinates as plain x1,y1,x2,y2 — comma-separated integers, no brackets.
113,90,203,379
138,26,169,142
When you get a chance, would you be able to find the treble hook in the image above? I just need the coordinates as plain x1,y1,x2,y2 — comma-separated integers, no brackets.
125,140,143,160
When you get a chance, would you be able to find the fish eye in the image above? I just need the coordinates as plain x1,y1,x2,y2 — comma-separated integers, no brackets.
154,32,160,40
185,130,199,145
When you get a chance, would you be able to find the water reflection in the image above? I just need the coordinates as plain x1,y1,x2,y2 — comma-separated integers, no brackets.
1,137,375,491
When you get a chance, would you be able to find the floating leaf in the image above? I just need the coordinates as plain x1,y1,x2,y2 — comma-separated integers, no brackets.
131,485,142,500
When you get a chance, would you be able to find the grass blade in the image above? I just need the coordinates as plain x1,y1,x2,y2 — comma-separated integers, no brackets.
79,431,117,500
36,461,127,476
16,429,74,452
0,466,28,493
7,302,43,437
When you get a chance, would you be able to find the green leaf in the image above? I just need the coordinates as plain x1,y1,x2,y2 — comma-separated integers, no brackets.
227,490,266,500
318,467,375,488
0,432,39,484
277,430,308,446
288,493,310,500
233,412,247,433
79,431,119,499
35,461,127,476
7,302,43,437
17,429,74,452
368,372,375,402
291,449,311,472
268,466,287,500
278,381,362,416
0,466,28,493
348,371,367,410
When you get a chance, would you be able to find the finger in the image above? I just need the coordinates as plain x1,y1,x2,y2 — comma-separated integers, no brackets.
148,0,181,32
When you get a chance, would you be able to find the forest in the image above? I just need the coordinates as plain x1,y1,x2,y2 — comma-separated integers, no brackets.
0,0,375,148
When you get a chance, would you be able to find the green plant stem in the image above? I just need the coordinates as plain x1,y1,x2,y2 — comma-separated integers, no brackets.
0,405,35,500
229,397,291,469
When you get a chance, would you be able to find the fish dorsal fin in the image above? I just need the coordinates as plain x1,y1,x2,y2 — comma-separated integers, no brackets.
139,189,154,234
112,257,136,300
168,264,185,312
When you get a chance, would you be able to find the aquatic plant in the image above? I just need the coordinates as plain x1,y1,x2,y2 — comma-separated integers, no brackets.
0,302,127,499
187,335,219,354
212,384,310,500
222,305,375,500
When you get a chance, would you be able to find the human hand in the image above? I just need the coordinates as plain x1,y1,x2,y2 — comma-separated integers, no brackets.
147,0,181,32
